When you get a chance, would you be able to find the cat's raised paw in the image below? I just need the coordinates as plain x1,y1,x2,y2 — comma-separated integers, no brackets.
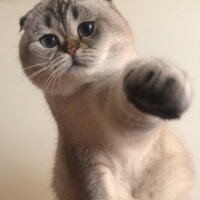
123,58,192,119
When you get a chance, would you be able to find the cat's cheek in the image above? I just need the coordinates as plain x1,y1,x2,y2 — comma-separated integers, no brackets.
29,42,58,60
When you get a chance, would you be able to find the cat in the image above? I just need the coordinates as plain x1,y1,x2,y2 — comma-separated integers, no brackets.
19,0,194,199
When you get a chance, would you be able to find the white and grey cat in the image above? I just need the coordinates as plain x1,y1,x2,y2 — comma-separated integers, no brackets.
19,0,194,199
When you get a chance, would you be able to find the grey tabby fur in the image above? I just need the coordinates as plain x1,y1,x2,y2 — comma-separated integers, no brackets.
19,0,194,200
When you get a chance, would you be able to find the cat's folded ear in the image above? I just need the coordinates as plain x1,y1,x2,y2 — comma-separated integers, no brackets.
19,5,37,31
19,10,32,32
19,7,35,31
19,1,49,31
20,15,27,31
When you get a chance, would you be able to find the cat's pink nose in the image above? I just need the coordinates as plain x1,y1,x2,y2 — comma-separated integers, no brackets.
66,40,80,56
67,48,76,56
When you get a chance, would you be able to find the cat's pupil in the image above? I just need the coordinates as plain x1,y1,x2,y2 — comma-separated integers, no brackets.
40,34,59,48
78,22,94,37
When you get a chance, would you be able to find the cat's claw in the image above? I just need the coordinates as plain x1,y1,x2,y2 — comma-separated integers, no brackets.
124,58,192,119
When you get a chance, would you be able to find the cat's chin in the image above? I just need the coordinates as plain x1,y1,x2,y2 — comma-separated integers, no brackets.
42,64,95,97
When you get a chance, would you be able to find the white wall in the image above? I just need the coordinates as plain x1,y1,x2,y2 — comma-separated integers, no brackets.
0,0,199,199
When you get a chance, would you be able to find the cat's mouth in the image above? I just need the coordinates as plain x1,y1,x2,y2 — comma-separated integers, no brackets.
64,59,86,73
73,61,84,67
72,58,86,68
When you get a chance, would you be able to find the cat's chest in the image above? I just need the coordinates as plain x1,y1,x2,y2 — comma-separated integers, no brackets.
108,145,145,182
98,139,149,199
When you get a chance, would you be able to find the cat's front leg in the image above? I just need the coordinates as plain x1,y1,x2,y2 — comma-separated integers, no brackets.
123,57,192,119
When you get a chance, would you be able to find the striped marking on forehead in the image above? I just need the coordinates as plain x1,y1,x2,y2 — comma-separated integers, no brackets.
57,0,69,27
44,14,51,27
72,6,79,19
45,0,79,28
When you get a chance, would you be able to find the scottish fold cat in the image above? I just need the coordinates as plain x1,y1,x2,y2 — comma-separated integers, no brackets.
19,0,194,199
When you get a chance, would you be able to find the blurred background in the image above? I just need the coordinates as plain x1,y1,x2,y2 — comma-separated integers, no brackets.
0,0,199,199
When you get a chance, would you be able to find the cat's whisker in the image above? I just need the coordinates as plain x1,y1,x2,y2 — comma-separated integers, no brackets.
14,65,50,96
11,63,49,85
28,66,49,80
51,70,61,96
58,68,63,91
49,56,65,68
23,62,48,71
43,68,61,96
51,70,62,105
16,62,49,76
43,71,56,96
45,72,59,97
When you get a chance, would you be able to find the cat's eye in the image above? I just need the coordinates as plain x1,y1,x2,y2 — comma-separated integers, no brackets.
40,34,60,48
78,22,95,38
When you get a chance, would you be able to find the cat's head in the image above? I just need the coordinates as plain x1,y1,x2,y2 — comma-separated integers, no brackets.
19,0,135,96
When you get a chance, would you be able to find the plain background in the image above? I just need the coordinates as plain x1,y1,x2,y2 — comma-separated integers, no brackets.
0,0,199,199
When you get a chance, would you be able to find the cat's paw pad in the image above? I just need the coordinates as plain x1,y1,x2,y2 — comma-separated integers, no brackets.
124,58,191,119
